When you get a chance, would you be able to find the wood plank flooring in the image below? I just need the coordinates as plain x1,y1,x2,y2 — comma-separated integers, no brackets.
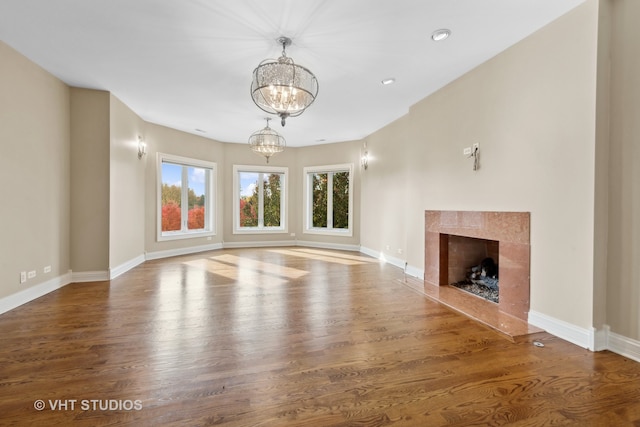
1,247,639,426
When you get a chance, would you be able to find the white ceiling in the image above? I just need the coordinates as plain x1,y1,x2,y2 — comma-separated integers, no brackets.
0,0,585,147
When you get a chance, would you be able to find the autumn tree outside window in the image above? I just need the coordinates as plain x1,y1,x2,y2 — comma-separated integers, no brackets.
157,153,216,241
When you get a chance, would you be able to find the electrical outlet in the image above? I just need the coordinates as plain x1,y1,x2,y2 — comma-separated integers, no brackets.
44,265,52,274
397,248,402,254
28,270,36,279
472,143,479,151
463,147,472,156
290,233,296,237
20,271,27,283
385,245,390,251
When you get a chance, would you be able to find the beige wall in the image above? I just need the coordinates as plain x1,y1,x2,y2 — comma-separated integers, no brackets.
593,0,612,333
70,88,110,272
0,41,71,299
606,0,640,339
361,0,599,329
360,116,411,260
109,95,146,269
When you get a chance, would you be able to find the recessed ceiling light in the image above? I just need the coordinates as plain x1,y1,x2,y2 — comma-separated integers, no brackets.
431,29,451,42
381,78,396,85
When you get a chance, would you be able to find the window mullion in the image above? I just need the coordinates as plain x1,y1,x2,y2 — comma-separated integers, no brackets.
327,173,334,230
280,173,285,229
204,169,210,230
306,173,312,229
181,166,189,231
258,173,264,228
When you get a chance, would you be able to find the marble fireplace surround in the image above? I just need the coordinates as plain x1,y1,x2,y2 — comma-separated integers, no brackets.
425,210,531,322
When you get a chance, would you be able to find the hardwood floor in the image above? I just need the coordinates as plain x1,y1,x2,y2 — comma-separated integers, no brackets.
1,247,639,426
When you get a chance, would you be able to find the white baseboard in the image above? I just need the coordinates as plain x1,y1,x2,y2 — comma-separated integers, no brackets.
359,246,379,259
223,240,296,249
382,253,406,270
296,240,360,252
593,325,609,352
528,310,594,350
405,265,424,280
145,243,223,261
360,245,416,274
361,246,405,267
360,246,423,279
607,329,640,363
223,239,361,252
110,254,145,279
0,271,72,315
72,270,109,282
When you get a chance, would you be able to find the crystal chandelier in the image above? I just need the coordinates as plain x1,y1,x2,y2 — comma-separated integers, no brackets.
248,118,286,163
251,37,319,126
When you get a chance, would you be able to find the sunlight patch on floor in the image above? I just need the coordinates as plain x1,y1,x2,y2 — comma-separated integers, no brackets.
268,248,377,265
182,258,244,281
202,254,309,280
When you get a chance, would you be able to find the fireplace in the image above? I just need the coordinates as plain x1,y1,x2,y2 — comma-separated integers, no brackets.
447,235,499,303
425,210,530,322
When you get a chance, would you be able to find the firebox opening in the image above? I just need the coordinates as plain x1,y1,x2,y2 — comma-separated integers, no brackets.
446,235,499,303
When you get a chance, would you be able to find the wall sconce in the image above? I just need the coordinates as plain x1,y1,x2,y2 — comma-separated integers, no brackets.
137,135,146,159
463,143,479,170
361,141,369,170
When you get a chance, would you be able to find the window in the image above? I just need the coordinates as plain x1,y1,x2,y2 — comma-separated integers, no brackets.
233,165,287,234
303,164,353,236
157,153,216,241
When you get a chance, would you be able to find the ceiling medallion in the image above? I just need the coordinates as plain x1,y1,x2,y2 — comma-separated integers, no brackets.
251,36,319,127
248,118,286,163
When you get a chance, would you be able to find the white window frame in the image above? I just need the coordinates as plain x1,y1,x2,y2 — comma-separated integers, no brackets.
303,163,354,237
233,164,288,234
157,153,216,241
